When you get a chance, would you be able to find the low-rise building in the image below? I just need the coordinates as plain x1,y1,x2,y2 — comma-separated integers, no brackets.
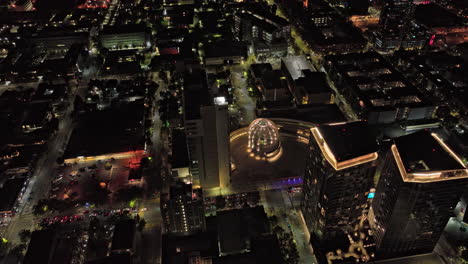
111,219,138,254
281,56,334,105
0,176,28,215
21,102,53,133
100,24,150,51
24,228,86,264
64,101,146,162
217,206,269,256
31,27,89,56
257,69,291,102
393,51,468,122
100,50,142,79
325,52,435,124
292,71,334,105
204,41,246,66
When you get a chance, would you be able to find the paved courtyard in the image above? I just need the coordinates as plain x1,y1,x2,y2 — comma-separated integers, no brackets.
230,129,307,193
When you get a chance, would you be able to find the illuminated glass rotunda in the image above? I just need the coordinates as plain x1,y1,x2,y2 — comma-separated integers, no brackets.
247,118,281,160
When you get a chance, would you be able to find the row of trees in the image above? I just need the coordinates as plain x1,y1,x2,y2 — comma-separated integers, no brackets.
270,215,299,264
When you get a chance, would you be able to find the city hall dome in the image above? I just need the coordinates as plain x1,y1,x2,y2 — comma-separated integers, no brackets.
247,118,281,159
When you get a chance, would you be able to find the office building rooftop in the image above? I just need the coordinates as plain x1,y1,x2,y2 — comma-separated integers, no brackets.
392,131,468,182
319,121,379,161
326,52,426,109
311,121,379,170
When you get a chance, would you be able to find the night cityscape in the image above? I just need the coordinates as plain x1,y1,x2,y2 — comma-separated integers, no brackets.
0,0,468,263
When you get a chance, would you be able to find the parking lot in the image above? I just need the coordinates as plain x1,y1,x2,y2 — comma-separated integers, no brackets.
50,152,147,205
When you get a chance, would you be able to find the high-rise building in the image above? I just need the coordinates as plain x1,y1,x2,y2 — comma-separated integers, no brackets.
374,0,419,51
233,11,289,45
379,0,415,33
183,69,230,190
162,181,206,236
301,121,379,242
369,131,468,259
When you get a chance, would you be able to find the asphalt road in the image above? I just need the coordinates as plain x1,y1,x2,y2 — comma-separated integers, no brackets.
230,66,256,126
262,189,318,264
135,70,168,264
0,80,89,264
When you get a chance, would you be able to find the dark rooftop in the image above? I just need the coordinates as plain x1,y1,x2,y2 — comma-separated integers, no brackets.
262,70,287,90
415,3,464,28
0,177,26,212
32,26,89,38
169,128,189,169
23,230,56,264
250,63,273,78
295,70,332,94
102,50,141,76
156,28,189,42
319,121,379,161
371,252,443,264
204,41,246,59
64,101,145,159
244,5,289,27
250,234,284,264
101,24,148,35
86,253,133,264
394,131,465,173
32,83,67,102
50,232,79,264
169,181,192,199
302,18,366,48
111,219,136,251
183,69,212,120
21,102,51,127
236,12,278,33
260,104,345,124
161,227,219,264
217,206,268,255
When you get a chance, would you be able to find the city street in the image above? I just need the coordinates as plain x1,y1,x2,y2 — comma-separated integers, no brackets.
0,78,87,247
139,197,162,264
1,68,166,262
125,70,169,264
230,66,256,126
262,189,318,264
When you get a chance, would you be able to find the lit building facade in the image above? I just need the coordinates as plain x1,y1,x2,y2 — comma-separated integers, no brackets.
301,121,379,241
247,118,281,160
162,181,206,236
380,0,415,33
99,25,150,50
184,70,230,190
373,0,423,51
369,131,468,259
233,10,290,45
325,52,435,124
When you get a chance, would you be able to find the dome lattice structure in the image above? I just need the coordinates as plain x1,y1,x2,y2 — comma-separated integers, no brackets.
247,118,281,159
